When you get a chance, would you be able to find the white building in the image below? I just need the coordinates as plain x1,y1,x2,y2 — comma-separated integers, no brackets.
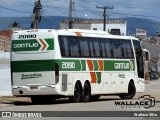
136,28,147,38
60,19,127,36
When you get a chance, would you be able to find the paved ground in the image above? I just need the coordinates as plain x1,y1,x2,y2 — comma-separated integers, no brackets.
0,79,159,119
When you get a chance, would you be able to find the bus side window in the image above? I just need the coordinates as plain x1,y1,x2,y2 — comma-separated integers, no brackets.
69,37,80,57
113,40,123,58
101,41,106,57
126,41,133,58
122,41,128,58
59,37,69,57
104,40,112,57
80,40,90,57
93,40,101,57
89,41,94,57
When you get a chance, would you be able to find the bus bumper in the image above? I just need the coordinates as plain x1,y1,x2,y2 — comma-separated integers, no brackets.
12,85,59,96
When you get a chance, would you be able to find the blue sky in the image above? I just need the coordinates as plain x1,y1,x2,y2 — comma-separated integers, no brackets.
0,0,160,21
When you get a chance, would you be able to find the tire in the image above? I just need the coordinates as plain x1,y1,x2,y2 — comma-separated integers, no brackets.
80,82,91,102
119,82,136,99
31,96,55,104
69,83,81,103
90,95,100,101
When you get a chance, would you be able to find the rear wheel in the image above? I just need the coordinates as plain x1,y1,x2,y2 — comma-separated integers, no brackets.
119,82,136,99
69,83,81,103
81,82,91,102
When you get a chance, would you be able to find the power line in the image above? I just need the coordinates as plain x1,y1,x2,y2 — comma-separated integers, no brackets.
0,5,31,13
96,6,113,31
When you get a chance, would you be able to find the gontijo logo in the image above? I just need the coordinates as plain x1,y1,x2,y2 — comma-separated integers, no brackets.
12,38,54,51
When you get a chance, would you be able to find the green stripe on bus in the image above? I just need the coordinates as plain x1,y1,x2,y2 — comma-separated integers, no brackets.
81,60,86,71
93,60,98,71
45,38,54,50
96,72,101,84
104,60,135,71
12,38,54,52
11,60,55,72
56,60,86,71
12,39,40,51
11,59,135,73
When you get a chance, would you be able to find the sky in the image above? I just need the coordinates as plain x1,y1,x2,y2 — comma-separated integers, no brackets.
0,0,160,21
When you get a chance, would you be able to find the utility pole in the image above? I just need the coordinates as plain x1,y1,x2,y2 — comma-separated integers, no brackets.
96,6,113,31
69,0,73,29
31,0,42,29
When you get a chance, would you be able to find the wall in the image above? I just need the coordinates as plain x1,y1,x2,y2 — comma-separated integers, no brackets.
0,52,12,96
60,23,91,30
91,23,127,36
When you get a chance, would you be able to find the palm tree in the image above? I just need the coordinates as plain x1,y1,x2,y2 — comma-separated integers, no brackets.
9,21,21,30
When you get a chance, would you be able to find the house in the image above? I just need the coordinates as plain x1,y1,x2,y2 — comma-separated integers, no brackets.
60,19,127,36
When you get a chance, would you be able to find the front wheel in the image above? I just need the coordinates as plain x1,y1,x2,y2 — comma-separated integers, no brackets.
119,82,136,99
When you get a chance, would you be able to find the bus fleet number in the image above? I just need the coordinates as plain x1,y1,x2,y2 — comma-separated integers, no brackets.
62,62,75,69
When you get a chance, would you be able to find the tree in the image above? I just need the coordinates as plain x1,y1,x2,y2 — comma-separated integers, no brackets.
9,21,21,30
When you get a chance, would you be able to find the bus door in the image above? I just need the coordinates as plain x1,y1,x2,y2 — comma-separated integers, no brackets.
133,40,144,80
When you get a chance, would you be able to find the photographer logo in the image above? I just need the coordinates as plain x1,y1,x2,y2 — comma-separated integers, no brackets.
115,95,155,109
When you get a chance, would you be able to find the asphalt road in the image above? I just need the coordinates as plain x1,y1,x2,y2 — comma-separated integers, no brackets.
0,79,160,119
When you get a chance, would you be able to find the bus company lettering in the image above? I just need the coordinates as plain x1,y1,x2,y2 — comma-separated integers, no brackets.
62,62,75,69
114,63,129,69
14,43,39,49
21,73,42,79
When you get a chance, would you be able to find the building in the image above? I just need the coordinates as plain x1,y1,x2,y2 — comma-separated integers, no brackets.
136,28,147,39
0,30,12,52
60,19,127,36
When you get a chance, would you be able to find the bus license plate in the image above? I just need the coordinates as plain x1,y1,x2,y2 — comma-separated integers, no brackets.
30,86,38,90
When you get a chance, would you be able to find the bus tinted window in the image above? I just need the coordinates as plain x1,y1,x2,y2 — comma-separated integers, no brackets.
89,41,94,57
93,40,100,57
126,42,133,58
100,41,106,57
80,40,90,57
113,40,123,58
104,40,112,57
122,41,128,58
58,36,134,59
59,37,69,56
69,38,80,57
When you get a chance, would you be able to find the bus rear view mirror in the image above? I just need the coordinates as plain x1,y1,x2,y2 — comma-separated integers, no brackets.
143,49,150,62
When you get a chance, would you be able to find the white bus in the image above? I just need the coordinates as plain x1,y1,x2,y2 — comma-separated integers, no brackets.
11,29,150,104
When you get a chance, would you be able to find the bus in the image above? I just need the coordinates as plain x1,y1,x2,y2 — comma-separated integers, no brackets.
11,29,150,104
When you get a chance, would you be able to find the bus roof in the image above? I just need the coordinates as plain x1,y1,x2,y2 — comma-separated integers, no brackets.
13,29,138,40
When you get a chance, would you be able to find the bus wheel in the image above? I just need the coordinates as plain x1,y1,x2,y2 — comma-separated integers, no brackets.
90,95,100,101
69,83,81,103
119,81,136,99
81,82,91,102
